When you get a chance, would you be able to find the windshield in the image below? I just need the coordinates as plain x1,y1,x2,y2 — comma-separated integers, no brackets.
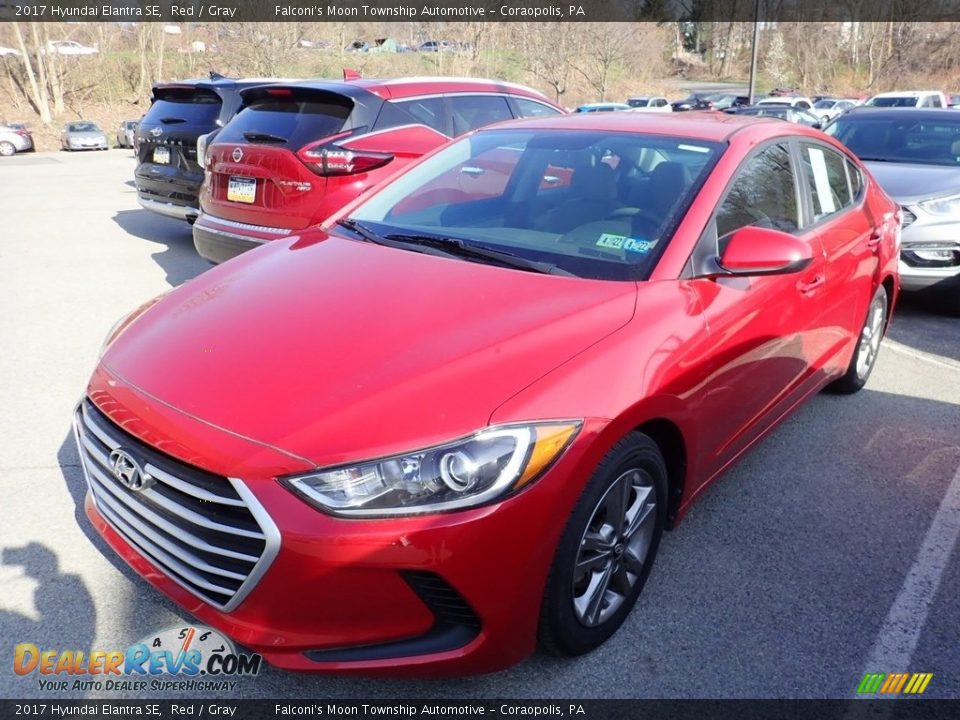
814,100,836,109
627,98,650,108
347,129,724,280
867,96,919,107
825,115,960,165
69,122,98,132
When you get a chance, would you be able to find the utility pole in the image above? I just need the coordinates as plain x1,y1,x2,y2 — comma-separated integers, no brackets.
748,0,761,104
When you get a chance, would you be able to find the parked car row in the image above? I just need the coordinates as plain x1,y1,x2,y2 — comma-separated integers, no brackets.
132,73,564,263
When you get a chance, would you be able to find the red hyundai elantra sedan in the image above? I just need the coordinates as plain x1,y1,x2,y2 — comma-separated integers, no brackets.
75,112,900,675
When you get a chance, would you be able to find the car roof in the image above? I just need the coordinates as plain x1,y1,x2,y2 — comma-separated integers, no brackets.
237,76,555,105
870,90,942,98
483,110,818,142
838,107,960,120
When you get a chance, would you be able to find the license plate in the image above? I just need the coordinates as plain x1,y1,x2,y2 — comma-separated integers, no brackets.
227,176,256,204
153,146,170,164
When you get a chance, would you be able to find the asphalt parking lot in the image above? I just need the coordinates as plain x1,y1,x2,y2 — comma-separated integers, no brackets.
1,150,958,700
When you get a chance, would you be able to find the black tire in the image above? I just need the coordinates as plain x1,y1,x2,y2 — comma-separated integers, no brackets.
0,141,15,157
539,432,667,657
827,285,888,395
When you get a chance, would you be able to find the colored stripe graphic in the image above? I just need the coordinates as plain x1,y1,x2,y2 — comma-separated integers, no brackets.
904,673,933,694
857,673,886,694
857,672,932,694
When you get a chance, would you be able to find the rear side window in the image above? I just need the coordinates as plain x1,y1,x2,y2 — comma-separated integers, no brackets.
450,95,513,135
513,98,562,118
216,91,352,150
145,87,222,126
846,159,863,199
717,143,798,239
394,97,449,135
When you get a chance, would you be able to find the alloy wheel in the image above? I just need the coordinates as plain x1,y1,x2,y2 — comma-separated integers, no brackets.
855,298,885,380
572,468,657,627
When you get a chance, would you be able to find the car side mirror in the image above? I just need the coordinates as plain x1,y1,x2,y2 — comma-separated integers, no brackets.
718,226,814,276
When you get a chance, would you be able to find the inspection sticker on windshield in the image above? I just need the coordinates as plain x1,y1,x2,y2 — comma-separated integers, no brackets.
596,233,654,253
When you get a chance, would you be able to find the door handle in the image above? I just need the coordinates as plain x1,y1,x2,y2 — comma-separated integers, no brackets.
797,274,826,295
866,230,883,250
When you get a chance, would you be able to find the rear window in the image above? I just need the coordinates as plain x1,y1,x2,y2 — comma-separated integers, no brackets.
216,90,353,150
867,96,919,108
826,115,960,165
144,87,222,126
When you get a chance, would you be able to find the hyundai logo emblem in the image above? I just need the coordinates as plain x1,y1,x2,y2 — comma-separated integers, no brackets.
149,127,163,138
108,449,153,492
232,147,243,162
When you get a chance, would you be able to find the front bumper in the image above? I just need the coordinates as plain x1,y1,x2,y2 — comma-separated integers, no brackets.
74,388,602,675
192,213,292,264
898,209,960,293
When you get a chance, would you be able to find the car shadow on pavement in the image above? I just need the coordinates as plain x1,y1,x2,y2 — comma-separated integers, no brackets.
888,294,960,364
111,209,210,288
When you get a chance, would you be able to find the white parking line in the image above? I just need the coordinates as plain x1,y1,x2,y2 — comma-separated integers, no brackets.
858,461,960,694
884,338,960,371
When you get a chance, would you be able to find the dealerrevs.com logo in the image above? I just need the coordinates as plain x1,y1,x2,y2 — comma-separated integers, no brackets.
14,625,261,693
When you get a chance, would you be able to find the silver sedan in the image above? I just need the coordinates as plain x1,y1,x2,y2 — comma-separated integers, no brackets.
61,121,109,151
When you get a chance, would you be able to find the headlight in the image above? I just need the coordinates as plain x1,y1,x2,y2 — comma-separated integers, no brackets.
918,193,960,216
282,422,581,517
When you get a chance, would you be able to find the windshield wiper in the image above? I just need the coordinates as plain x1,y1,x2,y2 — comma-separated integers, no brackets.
385,232,572,276
336,221,571,276
243,131,288,144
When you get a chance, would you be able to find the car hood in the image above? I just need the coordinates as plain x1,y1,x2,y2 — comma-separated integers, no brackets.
68,131,105,139
101,235,637,468
864,161,960,205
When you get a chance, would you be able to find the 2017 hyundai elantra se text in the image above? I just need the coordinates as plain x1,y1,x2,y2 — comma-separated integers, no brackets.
74,113,900,675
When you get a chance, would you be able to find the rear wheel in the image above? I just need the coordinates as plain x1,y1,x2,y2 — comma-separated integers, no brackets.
0,141,16,157
539,432,667,656
828,285,888,394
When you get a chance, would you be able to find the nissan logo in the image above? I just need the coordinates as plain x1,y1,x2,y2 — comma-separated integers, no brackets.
232,147,243,162
108,449,153,492
149,127,163,138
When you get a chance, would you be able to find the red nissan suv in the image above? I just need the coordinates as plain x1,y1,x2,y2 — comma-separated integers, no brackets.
192,77,563,263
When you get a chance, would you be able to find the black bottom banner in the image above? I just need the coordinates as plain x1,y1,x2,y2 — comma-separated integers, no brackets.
3,700,959,720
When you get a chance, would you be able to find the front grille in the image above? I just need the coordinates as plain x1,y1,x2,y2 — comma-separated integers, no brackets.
73,399,279,611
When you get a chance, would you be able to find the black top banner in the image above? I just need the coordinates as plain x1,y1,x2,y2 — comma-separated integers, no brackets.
2,0,960,23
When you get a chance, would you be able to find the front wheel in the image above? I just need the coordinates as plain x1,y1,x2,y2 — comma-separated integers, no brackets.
827,285,888,394
539,432,667,657
0,141,15,157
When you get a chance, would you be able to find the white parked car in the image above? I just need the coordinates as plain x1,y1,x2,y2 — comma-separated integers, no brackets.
811,98,858,122
757,96,815,111
47,40,98,56
626,96,672,112
864,91,949,108
0,46,20,57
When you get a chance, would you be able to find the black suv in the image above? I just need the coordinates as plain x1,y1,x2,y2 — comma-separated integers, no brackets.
135,74,292,223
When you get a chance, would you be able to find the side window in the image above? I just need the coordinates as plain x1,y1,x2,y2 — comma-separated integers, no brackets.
449,95,513,136
801,143,853,221
394,97,449,136
846,159,863,200
797,100,811,110
931,95,944,108
716,143,799,240
513,98,562,118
